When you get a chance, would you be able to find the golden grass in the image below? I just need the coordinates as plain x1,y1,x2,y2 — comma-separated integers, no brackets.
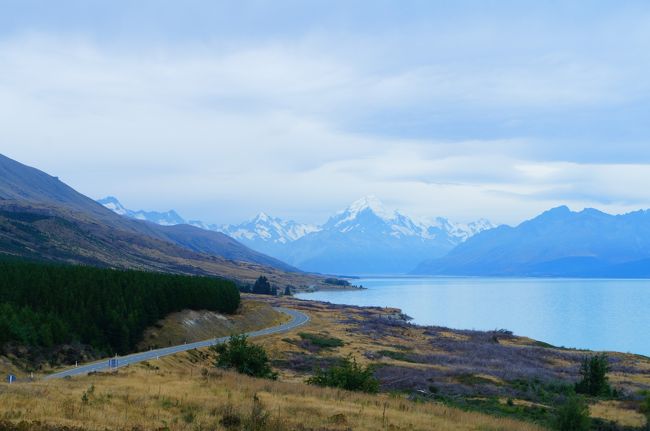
590,400,647,428
0,361,546,431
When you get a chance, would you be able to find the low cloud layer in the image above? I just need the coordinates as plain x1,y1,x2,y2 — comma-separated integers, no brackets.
2,2,650,225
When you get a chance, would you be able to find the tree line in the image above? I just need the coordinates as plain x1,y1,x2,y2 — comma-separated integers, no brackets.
0,258,240,354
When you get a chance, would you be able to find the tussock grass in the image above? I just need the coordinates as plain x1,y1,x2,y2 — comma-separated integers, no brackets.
0,363,545,430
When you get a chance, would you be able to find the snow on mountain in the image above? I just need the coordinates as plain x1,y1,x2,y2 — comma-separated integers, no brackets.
98,196,186,226
97,194,495,274
97,196,129,216
323,195,494,242
219,212,320,244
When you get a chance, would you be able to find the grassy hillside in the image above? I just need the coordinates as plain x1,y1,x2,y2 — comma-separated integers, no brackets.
0,353,545,431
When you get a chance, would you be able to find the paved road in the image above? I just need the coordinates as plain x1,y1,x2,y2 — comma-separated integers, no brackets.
44,307,309,380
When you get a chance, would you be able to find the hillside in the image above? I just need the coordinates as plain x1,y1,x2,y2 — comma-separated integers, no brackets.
0,154,315,287
413,206,650,277
0,154,296,272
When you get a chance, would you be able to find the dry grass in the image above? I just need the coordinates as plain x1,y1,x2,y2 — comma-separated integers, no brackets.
590,400,647,428
0,362,545,431
138,300,290,350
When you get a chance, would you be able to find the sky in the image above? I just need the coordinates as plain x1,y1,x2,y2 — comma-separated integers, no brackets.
1,0,650,225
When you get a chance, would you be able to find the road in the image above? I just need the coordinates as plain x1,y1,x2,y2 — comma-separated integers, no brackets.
44,307,309,380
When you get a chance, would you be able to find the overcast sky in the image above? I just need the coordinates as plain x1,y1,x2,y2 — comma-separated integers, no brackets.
2,1,650,225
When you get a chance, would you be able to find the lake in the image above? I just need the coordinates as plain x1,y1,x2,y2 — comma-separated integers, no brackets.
296,277,650,356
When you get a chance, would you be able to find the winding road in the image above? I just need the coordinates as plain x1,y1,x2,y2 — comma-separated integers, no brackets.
44,307,309,380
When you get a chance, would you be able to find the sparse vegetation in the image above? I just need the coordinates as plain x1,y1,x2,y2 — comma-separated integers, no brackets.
213,334,277,379
575,354,612,397
377,349,415,362
307,355,379,393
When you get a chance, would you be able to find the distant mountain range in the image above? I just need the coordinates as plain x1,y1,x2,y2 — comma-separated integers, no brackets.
413,205,650,277
0,153,327,289
99,195,494,274
5,152,650,278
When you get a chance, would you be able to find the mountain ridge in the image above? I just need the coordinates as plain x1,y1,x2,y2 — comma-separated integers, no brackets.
99,194,495,274
0,154,307,283
412,205,650,277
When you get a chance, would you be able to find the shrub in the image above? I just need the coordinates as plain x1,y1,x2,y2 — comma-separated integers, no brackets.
307,355,379,393
298,332,344,349
213,335,277,379
575,354,612,396
554,396,591,431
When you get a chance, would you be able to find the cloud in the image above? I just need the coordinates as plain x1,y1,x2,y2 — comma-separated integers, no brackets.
1,10,650,226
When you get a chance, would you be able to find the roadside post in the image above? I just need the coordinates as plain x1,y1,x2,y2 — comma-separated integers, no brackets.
7,374,16,384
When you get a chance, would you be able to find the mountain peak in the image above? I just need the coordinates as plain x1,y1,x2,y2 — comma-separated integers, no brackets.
97,196,129,216
254,211,271,222
345,195,394,220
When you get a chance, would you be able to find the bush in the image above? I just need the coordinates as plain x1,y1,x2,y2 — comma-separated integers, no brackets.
213,335,277,379
307,355,379,393
554,396,591,431
298,333,344,349
575,354,612,396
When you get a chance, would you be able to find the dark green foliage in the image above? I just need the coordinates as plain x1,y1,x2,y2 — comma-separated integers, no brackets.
307,355,379,393
298,332,344,349
553,396,591,431
0,259,240,354
435,395,551,425
213,335,277,379
575,354,612,396
323,278,350,286
283,285,292,296
252,276,276,296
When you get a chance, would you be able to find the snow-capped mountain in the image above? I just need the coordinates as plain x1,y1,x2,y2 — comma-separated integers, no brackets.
322,196,492,242
220,212,319,244
97,197,186,226
98,195,494,275
273,196,494,274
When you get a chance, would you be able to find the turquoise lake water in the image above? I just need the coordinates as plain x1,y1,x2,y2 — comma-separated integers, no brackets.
295,277,650,356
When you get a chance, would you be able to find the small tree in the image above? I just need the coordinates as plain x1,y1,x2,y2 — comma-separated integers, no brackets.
213,335,277,379
283,286,292,296
252,276,272,295
307,355,379,393
575,354,612,396
554,396,591,431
